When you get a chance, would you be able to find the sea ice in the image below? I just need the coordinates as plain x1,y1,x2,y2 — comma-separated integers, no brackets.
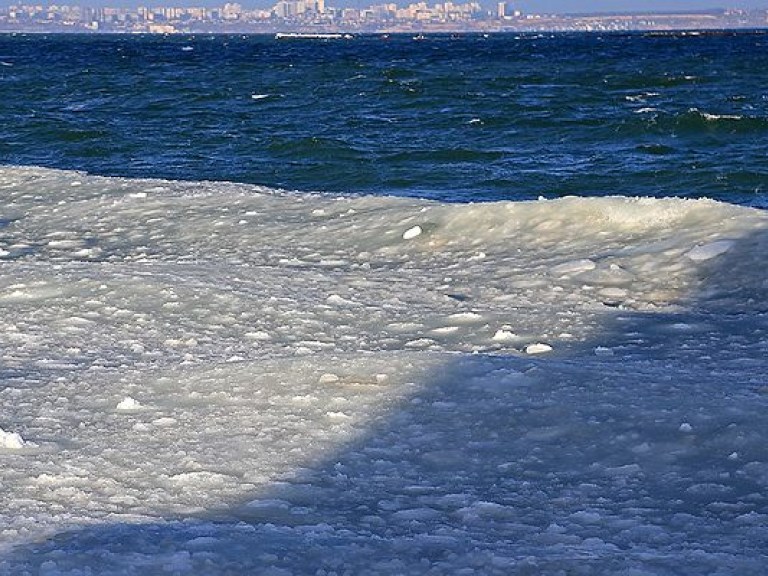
524,343,553,354
685,240,734,261
115,396,143,411
402,225,422,240
550,258,597,276
0,428,32,450
492,329,518,342
0,167,767,575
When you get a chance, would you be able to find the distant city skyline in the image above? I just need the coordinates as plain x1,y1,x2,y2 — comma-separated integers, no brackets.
6,0,763,33
2,0,766,14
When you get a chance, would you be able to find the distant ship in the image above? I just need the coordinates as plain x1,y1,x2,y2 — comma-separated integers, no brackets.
275,32,354,40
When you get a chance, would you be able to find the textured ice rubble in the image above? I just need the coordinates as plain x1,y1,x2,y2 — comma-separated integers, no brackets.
0,167,767,574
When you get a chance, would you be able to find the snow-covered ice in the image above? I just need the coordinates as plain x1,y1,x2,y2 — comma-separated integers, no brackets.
115,397,143,411
0,427,33,450
524,343,553,355
0,166,767,574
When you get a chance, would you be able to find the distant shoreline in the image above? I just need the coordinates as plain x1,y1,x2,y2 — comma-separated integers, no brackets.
1,6,766,34
1,26,768,34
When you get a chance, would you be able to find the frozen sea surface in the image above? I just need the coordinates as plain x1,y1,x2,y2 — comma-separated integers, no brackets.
0,166,767,574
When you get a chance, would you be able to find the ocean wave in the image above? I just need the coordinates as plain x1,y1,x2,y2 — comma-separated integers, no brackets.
622,108,768,135
695,110,744,121
605,74,703,90
383,149,506,163
265,136,366,161
677,108,768,132
624,92,661,103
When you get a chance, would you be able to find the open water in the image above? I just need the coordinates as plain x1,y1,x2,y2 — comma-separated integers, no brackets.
1,30,767,205
2,30,768,575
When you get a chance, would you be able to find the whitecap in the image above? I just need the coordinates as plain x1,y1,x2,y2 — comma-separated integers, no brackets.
700,111,743,121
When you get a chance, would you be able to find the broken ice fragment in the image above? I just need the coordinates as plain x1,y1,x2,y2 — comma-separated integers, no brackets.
402,225,422,240
525,343,553,354
116,396,143,411
318,373,340,384
685,240,734,261
492,329,518,342
0,427,35,449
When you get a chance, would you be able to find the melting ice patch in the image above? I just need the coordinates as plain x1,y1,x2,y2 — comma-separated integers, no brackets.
0,166,767,574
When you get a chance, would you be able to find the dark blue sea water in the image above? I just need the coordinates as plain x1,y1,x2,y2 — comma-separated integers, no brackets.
1,31,767,205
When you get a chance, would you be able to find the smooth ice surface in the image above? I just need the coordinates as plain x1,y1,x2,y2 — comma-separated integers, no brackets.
1,167,767,574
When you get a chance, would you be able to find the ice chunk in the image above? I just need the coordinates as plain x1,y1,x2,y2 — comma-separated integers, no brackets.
169,471,234,486
0,427,34,449
402,225,422,240
391,507,442,522
550,259,596,276
594,346,614,356
685,240,734,261
570,510,602,524
525,343,552,354
327,411,351,420
326,294,357,307
492,329,518,342
243,498,292,514
245,331,272,341
405,338,436,348
318,373,340,384
599,287,627,299
116,396,142,411
605,464,642,476
151,417,177,427
431,326,459,334
447,312,483,322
